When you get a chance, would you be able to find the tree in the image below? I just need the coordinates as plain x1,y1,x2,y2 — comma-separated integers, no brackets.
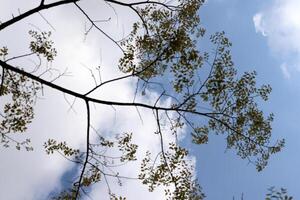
265,187,293,200
232,188,293,200
0,0,285,199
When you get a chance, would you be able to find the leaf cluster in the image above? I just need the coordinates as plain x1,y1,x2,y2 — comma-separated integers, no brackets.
265,187,293,200
139,143,205,199
119,0,205,93
29,30,57,61
117,132,138,162
44,139,80,156
1,47,40,150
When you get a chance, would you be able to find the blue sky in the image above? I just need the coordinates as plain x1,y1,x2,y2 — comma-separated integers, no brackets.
187,0,300,199
1,0,300,199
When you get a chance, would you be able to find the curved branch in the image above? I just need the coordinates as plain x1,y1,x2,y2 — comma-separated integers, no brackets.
0,60,275,150
104,0,179,10
0,0,79,31
84,46,168,96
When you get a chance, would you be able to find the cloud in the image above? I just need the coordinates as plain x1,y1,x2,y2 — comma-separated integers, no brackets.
85,105,174,199
253,0,300,78
0,0,196,199
253,13,267,36
280,63,291,79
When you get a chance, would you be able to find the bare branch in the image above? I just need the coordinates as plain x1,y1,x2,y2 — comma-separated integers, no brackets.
74,2,124,53
74,100,91,199
0,0,79,31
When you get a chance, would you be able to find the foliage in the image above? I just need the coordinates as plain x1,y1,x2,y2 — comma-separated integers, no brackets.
117,132,138,162
265,187,293,200
119,0,283,172
44,139,80,156
139,143,205,199
0,0,286,199
29,30,57,61
0,47,40,150
0,29,59,150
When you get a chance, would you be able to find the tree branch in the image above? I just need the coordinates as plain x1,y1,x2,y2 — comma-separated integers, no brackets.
0,0,79,31
0,60,275,151
0,67,4,95
104,0,179,10
155,109,178,190
74,99,91,199
74,2,124,53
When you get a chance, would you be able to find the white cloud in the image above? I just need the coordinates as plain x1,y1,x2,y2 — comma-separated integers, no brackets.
0,0,195,199
280,63,291,79
253,0,300,78
85,105,174,199
253,13,267,36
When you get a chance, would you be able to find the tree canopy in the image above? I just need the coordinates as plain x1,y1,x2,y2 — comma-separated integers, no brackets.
0,0,286,199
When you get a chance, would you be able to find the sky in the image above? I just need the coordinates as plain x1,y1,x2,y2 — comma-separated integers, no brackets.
192,0,300,199
1,0,300,199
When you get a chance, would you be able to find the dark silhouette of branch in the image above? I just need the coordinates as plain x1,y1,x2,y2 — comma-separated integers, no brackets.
74,2,124,53
0,60,273,151
40,0,45,6
0,60,216,114
104,0,179,10
0,67,4,95
0,1,283,198
0,0,79,31
155,109,179,191
5,52,35,62
75,100,91,199
84,46,168,96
